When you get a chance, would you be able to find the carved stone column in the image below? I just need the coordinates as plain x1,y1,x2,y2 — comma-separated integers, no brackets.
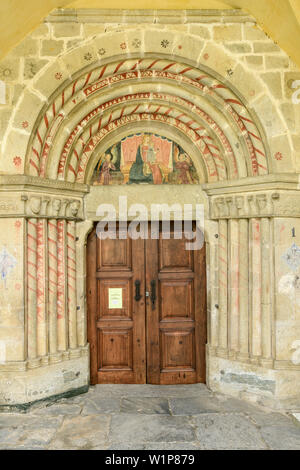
37,219,48,361
48,218,59,361
237,218,249,360
218,219,228,354
208,221,219,351
67,220,78,353
27,218,38,365
57,219,68,354
228,218,239,357
250,218,262,362
260,217,272,365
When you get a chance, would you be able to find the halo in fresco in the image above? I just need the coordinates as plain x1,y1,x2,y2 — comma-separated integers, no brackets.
91,133,199,185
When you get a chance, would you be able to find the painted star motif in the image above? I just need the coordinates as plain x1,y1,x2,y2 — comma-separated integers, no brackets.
161,40,170,48
98,48,106,56
13,156,22,167
275,151,283,161
120,42,127,50
22,121,29,129
132,39,141,48
84,52,93,61
55,72,62,80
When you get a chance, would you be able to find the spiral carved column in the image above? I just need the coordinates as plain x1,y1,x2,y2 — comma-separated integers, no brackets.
57,219,68,354
67,220,78,354
48,218,59,360
27,218,38,364
37,219,48,360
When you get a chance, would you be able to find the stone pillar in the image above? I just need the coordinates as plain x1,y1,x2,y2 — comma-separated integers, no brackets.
218,219,228,353
228,219,239,357
209,224,219,351
57,219,68,354
48,218,59,360
76,219,94,348
237,218,249,359
37,219,48,360
260,217,272,365
250,218,262,362
67,220,78,352
27,218,38,365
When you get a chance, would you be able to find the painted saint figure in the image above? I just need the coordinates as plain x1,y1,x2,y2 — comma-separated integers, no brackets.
174,145,196,184
129,134,163,184
97,145,117,185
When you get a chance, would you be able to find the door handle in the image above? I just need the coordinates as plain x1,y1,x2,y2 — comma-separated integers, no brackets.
150,280,156,310
134,280,142,301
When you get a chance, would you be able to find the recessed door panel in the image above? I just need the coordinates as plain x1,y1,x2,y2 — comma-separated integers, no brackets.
160,280,194,321
98,279,131,319
98,328,133,370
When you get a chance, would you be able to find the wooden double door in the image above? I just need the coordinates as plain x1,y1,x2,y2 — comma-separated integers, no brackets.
87,222,206,385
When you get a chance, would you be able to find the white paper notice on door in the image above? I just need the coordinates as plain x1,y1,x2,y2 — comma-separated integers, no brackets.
108,288,123,309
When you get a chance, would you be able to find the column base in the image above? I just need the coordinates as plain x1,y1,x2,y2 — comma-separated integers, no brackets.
0,353,89,408
207,350,300,410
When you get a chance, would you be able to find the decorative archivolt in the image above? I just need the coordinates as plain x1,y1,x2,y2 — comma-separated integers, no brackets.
25,56,269,184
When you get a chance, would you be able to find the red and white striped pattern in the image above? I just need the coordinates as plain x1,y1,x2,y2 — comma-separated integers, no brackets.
57,219,68,352
28,57,268,182
36,219,47,358
67,221,77,350
27,218,38,360
48,219,58,355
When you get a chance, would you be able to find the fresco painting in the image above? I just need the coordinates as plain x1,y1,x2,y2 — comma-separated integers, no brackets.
91,133,199,185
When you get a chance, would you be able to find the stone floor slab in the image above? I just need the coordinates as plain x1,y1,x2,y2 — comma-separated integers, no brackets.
86,396,121,414
193,413,267,450
109,414,196,443
31,403,82,417
120,397,171,414
259,425,300,450
169,396,225,415
48,414,110,450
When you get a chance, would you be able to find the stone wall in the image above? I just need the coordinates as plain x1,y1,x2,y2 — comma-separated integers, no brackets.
0,9,299,408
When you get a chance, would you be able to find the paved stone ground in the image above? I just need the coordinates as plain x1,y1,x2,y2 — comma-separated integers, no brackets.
0,384,300,450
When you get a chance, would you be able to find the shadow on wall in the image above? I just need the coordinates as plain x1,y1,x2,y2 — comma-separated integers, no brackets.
0,80,5,104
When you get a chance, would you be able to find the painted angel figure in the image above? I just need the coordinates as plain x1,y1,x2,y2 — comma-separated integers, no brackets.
174,145,196,184
96,144,118,185
0,248,17,289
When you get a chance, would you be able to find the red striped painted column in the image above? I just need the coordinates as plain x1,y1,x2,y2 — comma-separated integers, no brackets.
228,219,239,357
250,218,262,362
67,220,77,351
48,219,58,357
238,218,249,360
57,219,68,353
27,218,38,361
37,219,48,359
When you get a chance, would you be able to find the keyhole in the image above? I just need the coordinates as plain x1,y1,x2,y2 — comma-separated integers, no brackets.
292,228,296,238
179,341,183,345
